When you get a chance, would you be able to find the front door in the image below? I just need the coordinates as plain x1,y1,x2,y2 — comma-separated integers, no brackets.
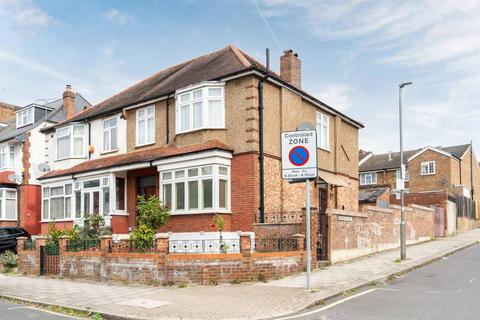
317,188,329,261
137,176,158,199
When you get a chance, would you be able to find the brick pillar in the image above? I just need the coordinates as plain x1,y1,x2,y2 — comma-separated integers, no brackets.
58,236,68,255
100,235,112,254
16,236,27,253
35,236,47,276
291,234,305,251
239,232,252,255
155,233,170,254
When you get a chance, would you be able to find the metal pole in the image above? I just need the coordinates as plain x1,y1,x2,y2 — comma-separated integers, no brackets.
306,178,311,290
399,85,406,261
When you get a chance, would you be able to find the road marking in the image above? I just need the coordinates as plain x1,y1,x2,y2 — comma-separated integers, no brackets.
7,306,29,310
377,288,400,292
469,278,475,283
425,288,462,295
275,288,377,320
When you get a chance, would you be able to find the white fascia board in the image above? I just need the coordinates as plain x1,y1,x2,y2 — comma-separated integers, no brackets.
154,150,232,172
359,152,373,166
73,162,151,178
40,176,74,185
175,81,225,97
407,147,453,162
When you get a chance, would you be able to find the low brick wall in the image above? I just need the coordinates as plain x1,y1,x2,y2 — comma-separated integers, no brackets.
17,234,306,285
329,204,435,263
457,217,478,234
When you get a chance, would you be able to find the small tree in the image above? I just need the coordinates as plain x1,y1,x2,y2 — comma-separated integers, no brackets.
130,195,170,251
213,214,228,253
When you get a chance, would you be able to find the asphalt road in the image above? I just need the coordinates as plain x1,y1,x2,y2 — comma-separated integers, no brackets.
0,300,80,319
279,244,480,320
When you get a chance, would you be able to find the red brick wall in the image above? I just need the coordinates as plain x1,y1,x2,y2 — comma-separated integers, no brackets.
329,205,435,263
0,221,17,227
40,221,74,234
158,213,232,233
111,215,129,234
390,191,448,210
19,185,41,235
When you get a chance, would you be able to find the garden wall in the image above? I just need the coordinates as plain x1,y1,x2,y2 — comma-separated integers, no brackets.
329,204,435,263
17,234,306,285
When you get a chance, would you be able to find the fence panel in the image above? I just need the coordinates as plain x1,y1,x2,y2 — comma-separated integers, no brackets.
254,238,298,252
169,239,240,253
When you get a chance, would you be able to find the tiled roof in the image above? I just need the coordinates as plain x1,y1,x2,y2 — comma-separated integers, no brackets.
359,187,389,203
39,140,232,180
0,171,16,185
43,45,363,131
360,144,471,172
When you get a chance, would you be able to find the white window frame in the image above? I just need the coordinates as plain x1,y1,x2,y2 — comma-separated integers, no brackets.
102,116,118,152
136,106,155,146
55,124,86,160
396,167,409,181
16,107,33,128
175,82,225,134
360,172,377,186
316,111,330,151
42,184,72,221
160,164,230,215
0,145,15,169
421,161,435,175
0,188,17,221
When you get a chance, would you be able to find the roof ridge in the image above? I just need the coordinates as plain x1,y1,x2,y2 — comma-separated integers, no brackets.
228,44,253,68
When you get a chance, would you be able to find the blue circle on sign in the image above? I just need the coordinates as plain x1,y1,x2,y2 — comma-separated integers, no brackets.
289,146,310,166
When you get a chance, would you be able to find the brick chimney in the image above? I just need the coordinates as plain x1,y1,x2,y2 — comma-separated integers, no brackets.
280,49,301,88
63,84,75,119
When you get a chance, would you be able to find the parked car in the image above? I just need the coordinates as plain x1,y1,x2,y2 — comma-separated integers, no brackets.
0,227,31,254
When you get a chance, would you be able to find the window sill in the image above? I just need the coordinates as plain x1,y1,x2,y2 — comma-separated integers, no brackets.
420,173,435,176
0,219,17,221
55,156,86,162
100,149,119,155
317,146,330,152
176,127,227,136
109,211,128,216
169,210,231,216
135,142,156,149
41,219,75,223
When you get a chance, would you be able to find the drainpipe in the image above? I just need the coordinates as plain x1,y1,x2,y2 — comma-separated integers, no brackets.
166,95,171,144
258,48,270,223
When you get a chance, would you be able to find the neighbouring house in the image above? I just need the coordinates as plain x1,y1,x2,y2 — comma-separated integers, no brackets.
37,45,363,260
0,87,90,234
359,144,480,234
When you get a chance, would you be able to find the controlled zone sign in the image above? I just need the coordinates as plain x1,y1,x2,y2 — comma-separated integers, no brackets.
281,130,318,180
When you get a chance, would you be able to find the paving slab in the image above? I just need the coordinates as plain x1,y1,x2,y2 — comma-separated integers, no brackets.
0,229,479,320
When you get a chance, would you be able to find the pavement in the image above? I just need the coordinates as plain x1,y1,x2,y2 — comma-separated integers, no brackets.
0,229,479,320
284,243,480,320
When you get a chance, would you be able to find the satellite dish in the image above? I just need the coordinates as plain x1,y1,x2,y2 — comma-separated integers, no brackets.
8,174,23,184
38,163,50,172
297,122,315,131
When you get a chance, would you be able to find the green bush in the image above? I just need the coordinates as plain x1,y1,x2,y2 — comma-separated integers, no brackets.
79,213,111,239
0,251,17,270
136,195,169,229
129,224,156,251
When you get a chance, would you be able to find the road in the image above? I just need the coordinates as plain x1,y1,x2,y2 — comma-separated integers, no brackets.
0,299,80,319
277,244,480,320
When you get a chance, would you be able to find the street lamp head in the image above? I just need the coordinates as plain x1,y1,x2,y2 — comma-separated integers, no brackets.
399,82,413,88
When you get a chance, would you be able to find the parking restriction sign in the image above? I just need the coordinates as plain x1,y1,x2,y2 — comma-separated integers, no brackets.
281,129,317,180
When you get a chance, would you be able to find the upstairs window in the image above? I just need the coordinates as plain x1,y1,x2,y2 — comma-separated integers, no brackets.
316,111,329,150
16,108,33,128
136,106,155,146
103,117,118,152
421,161,435,175
0,145,14,169
56,125,85,160
360,172,377,185
176,83,225,134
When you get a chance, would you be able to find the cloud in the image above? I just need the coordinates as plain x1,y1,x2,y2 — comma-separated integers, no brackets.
104,9,133,25
0,0,55,33
312,84,351,111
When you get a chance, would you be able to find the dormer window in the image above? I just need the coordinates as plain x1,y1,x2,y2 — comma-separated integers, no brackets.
56,124,86,160
16,107,33,128
175,82,225,134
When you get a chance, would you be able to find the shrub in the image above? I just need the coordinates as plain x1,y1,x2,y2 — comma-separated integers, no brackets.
129,224,156,251
79,213,111,239
137,195,169,230
1,250,17,271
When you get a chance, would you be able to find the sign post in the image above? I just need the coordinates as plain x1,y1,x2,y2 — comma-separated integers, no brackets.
281,129,317,290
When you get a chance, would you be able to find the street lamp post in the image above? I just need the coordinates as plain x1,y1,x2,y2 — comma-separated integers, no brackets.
399,81,412,261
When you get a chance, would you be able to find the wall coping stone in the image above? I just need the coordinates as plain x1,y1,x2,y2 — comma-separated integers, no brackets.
361,206,394,214
253,223,302,226
390,204,413,212
410,204,435,212
35,236,47,240
100,235,113,239
59,235,69,239
329,208,368,218
16,237,28,240
156,233,170,239
291,234,305,239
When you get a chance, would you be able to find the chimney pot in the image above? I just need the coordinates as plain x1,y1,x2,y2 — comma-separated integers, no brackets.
280,49,301,88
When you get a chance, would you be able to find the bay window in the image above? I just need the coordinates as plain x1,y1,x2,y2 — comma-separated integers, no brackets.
56,124,86,160
176,83,225,134
103,117,118,152
42,184,72,220
136,106,155,146
161,164,230,214
0,189,17,220
0,145,15,169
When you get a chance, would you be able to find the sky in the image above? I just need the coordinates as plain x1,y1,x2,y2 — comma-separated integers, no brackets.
1,0,480,154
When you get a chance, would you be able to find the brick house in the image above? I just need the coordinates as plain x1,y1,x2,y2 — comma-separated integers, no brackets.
0,87,90,234
359,144,480,232
37,46,363,247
